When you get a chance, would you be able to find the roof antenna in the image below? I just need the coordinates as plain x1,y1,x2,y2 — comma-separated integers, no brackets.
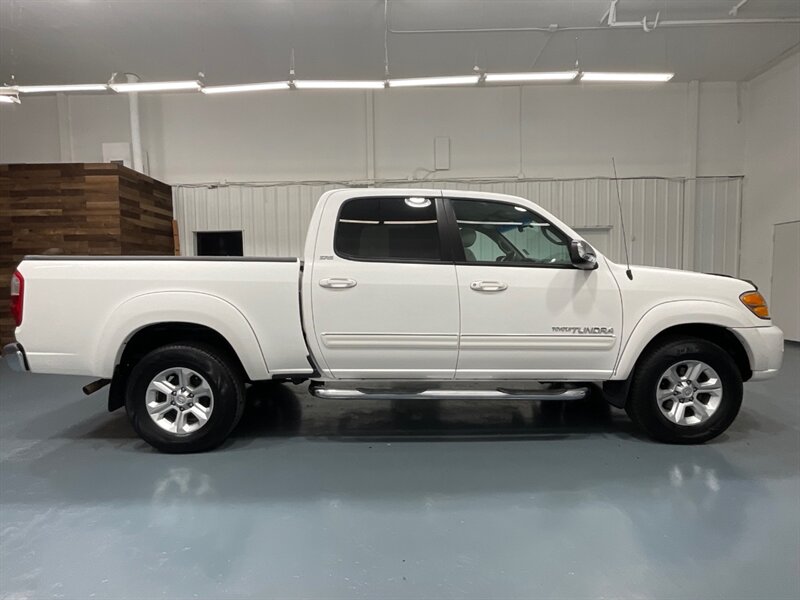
612,157,633,280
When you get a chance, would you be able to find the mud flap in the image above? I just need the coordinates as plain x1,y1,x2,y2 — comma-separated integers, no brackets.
602,378,632,409
107,365,127,412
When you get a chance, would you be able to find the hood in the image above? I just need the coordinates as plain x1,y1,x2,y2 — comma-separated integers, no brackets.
704,272,757,290
606,261,756,305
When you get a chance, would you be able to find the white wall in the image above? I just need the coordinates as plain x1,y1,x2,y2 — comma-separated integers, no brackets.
373,87,520,179
0,96,61,163
741,53,800,304
523,84,691,178
142,92,369,184
698,82,746,176
0,93,132,164
65,95,131,163
1,82,745,184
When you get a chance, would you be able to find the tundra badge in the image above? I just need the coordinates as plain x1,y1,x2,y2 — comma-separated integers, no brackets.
552,326,615,335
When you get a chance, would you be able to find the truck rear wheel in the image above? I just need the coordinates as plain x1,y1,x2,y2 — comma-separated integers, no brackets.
125,343,245,453
626,337,743,444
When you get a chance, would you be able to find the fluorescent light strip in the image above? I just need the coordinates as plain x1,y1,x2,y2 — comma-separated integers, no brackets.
485,71,578,83
294,80,385,90
110,80,201,93
388,75,480,88
5,71,678,100
580,72,674,82
202,81,290,94
18,84,108,93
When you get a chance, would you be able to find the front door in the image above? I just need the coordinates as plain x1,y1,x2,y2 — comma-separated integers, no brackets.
446,196,622,380
308,192,460,379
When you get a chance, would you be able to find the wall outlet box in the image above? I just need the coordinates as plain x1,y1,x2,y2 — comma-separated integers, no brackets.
434,136,450,170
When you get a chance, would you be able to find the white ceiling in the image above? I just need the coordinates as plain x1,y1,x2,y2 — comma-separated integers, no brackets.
1,0,798,86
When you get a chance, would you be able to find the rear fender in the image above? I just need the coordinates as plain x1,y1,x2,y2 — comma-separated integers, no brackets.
96,291,270,379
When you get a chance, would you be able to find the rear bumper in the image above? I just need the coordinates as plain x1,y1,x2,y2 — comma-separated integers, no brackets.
731,325,784,381
2,342,29,372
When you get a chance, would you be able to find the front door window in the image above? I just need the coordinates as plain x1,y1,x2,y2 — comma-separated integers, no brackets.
450,199,571,266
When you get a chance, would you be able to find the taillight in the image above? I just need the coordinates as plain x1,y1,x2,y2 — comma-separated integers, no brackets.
10,270,24,326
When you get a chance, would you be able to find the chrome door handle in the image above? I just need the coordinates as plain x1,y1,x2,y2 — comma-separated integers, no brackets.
319,277,357,289
470,280,508,292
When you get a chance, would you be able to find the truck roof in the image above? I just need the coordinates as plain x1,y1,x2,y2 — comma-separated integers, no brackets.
325,187,529,203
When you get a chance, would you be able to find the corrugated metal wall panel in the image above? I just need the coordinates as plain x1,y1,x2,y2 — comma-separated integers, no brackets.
173,176,742,275
694,177,742,276
175,184,338,257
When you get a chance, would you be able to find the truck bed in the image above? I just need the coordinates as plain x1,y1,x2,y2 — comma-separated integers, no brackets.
14,256,312,379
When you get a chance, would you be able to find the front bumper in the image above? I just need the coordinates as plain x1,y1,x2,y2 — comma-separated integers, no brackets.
731,325,784,381
2,342,29,372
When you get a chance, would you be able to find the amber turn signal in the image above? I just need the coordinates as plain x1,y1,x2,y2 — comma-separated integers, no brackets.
740,291,770,319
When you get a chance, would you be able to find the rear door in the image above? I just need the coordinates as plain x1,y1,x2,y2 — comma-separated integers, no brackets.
445,195,622,380
307,191,460,379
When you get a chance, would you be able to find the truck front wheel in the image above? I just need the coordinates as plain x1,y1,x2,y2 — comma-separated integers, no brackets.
125,343,245,453
626,337,743,444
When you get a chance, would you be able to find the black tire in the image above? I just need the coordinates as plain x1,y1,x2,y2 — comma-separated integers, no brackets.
125,343,245,453
626,336,743,444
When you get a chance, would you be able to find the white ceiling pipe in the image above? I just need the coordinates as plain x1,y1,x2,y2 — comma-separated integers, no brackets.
387,15,799,34
608,16,800,28
387,0,799,34
604,0,800,31
126,74,144,173
729,0,751,18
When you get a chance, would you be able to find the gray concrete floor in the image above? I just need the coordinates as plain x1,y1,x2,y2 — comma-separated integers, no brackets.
1,346,799,600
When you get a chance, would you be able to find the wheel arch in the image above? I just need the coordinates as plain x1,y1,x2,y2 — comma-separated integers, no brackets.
98,291,271,411
614,301,754,383
107,321,252,412
636,324,751,381
606,322,751,410
97,291,269,377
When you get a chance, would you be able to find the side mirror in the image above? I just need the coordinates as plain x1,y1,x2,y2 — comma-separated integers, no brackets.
569,239,598,270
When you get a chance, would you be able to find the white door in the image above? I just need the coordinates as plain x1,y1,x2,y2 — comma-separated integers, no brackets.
771,221,800,342
447,197,623,380
308,193,460,379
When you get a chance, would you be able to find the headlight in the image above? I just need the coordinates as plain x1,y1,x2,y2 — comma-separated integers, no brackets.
740,291,770,319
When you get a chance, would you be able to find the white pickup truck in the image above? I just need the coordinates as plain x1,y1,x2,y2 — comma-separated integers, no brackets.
4,188,784,452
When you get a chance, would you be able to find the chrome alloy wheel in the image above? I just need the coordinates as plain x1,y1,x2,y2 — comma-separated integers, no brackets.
656,360,723,426
145,367,214,436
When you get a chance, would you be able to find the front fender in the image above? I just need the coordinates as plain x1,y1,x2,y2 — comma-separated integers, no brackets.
613,300,753,380
95,291,270,379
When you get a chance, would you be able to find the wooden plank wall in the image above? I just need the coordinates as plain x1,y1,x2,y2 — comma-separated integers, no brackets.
0,163,174,346
117,167,175,254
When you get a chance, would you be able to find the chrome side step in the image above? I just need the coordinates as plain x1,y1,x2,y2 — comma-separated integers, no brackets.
310,386,588,401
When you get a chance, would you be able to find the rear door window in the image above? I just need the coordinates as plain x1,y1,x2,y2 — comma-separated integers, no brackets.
335,197,442,262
